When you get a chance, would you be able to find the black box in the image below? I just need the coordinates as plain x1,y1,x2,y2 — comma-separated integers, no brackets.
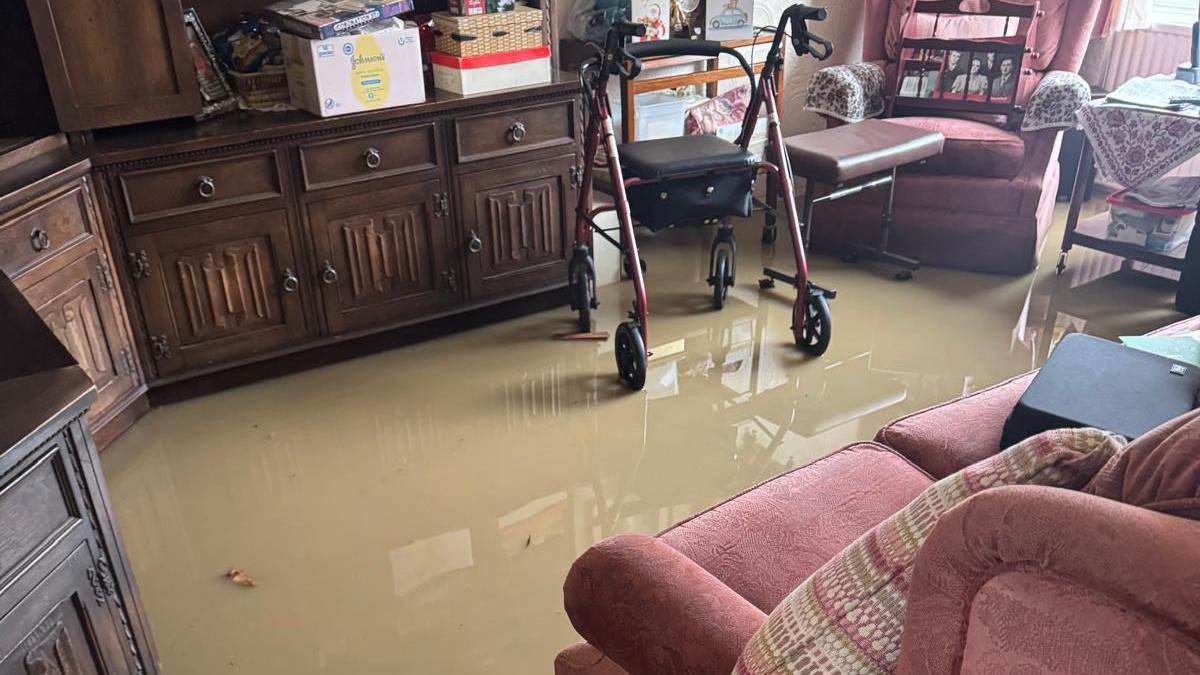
1000,333,1200,448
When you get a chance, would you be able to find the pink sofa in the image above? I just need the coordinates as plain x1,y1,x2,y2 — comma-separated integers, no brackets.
556,316,1200,675
807,0,1104,274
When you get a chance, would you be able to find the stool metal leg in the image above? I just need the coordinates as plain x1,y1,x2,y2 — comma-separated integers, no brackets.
843,167,921,280
801,178,816,250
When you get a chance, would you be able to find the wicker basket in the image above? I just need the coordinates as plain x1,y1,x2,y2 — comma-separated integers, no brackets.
227,66,289,103
433,5,545,57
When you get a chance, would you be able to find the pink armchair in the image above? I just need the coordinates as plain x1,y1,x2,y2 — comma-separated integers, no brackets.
804,0,1104,274
555,320,1200,675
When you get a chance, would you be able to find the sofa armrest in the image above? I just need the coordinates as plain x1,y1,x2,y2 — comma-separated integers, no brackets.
804,62,887,123
1021,71,1091,132
875,372,1035,478
563,534,766,675
898,486,1200,675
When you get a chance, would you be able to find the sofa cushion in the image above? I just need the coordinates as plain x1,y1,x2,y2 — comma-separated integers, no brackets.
734,427,1125,675
659,442,931,613
876,372,1036,478
888,116,1026,179
1085,408,1200,518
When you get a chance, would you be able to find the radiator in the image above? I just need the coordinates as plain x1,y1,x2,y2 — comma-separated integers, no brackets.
1081,25,1192,93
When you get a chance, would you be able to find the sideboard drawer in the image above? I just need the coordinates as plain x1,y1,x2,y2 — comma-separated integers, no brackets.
0,436,81,589
118,150,283,223
299,123,439,191
453,100,575,164
0,179,94,279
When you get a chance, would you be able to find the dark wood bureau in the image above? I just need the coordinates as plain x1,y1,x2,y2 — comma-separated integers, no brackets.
0,271,160,675
90,79,583,386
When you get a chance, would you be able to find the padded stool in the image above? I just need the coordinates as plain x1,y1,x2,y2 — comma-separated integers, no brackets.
773,119,943,280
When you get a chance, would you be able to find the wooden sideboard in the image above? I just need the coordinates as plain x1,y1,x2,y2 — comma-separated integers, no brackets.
0,271,160,675
88,78,582,386
0,137,146,447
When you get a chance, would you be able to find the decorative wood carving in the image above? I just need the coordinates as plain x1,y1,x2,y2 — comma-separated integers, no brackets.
87,556,116,605
481,182,558,269
21,618,80,675
340,212,423,300
39,283,112,385
174,241,276,338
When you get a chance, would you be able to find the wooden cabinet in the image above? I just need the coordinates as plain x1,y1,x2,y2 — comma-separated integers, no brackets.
0,541,133,675
24,0,200,130
308,179,460,334
125,209,309,377
21,250,140,434
457,153,575,300
0,146,146,446
0,272,160,675
91,80,582,385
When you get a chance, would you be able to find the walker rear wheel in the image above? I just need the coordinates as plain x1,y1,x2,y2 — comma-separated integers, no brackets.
615,322,647,390
570,266,594,333
793,292,832,356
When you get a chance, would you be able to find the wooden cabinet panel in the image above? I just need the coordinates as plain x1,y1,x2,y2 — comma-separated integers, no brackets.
20,251,141,430
299,124,439,192
0,441,81,589
0,541,131,675
126,210,309,377
457,154,575,300
24,0,200,131
0,179,95,280
118,151,284,224
453,101,576,164
308,180,460,334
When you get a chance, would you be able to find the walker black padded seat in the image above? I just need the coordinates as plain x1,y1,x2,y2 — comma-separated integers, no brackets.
619,134,757,179
619,135,760,231
771,119,944,280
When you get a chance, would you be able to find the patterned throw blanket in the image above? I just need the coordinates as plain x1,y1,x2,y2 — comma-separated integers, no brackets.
735,427,1126,675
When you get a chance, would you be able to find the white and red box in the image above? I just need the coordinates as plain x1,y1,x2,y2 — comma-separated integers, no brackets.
431,45,551,96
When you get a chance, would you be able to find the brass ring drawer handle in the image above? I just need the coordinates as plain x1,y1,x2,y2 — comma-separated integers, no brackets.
467,231,483,254
363,147,383,169
196,176,217,199
281,268,300,293
507,122,526,144
320,260,339,284
30,228,51,252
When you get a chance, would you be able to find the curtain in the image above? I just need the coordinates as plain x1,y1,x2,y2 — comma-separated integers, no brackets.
1092,0,1155,38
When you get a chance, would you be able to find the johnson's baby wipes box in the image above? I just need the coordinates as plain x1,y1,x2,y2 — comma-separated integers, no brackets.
283,25,425,117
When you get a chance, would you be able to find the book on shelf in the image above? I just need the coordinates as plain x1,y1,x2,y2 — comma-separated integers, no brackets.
265,0,414,39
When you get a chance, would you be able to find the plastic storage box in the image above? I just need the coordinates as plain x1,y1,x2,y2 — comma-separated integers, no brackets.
633,92,702,141
1106,188,1197,252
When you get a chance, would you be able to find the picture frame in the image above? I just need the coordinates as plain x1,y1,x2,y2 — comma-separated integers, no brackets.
183,7,238,120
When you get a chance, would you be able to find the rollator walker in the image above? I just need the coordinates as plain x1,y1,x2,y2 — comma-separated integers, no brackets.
568,4,836,390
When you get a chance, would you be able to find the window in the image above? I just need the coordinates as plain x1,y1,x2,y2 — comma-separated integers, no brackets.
1153,0,1199,27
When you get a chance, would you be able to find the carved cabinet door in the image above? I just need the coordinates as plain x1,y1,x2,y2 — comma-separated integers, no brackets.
19,250,141,429
125,209,309,378
307,179,459,334
456,153,575,301
0,541,131,675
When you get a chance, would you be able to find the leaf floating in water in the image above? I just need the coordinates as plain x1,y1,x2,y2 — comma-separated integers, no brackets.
226,568,256,587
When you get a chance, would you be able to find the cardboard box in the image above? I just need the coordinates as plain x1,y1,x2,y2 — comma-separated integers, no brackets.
703,0,753,40
431,46,551,96
265,0,413,39
283,25,425,117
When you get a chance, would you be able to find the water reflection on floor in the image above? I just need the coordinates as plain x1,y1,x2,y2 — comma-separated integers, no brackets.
101,204,1183,674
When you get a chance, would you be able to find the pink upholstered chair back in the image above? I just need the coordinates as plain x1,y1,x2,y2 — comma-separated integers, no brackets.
863,0,1103,105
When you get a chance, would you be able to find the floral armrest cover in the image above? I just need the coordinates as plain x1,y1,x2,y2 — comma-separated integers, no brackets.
804,63,887,123
1021,71,1091,131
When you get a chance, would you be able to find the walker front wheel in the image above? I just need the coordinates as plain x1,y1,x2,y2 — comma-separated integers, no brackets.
712,248,731,310
793,292,831,356
615,322,647,390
